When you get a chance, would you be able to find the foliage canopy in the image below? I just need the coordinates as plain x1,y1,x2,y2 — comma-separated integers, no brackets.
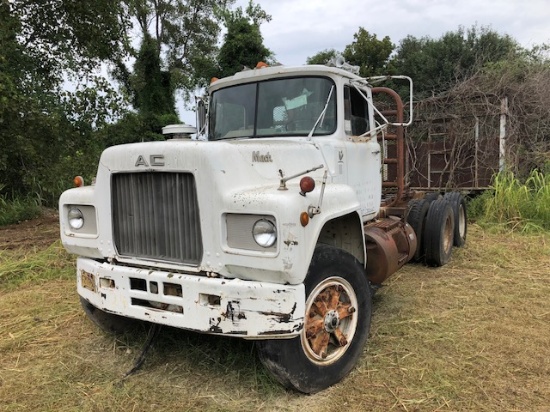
217,0,273,78
389,25,522,97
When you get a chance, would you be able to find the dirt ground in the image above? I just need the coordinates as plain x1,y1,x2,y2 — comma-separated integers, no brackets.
0,209,60,250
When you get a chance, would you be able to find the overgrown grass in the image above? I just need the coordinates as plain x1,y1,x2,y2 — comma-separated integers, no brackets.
468,169,550,232
0,241,74,291
1,220,550,411
0,195,42,227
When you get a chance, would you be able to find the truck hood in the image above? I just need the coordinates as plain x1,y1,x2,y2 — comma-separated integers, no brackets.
62,137,363,284
98,138,333,191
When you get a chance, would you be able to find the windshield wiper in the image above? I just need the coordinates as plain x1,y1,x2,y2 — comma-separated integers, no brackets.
307,86,334,140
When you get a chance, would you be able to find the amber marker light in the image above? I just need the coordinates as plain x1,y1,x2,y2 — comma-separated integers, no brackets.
256,61,268,69
73,176,84,187
299,176,315,196
300,211,309,227
210,77,219,84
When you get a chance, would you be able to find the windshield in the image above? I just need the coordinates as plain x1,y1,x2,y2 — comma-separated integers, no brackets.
209,77,336,140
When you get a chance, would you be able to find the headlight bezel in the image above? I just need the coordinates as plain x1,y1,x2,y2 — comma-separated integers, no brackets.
225,213,278,252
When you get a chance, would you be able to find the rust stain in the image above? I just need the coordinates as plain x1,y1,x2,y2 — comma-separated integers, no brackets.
80,270,96,292
259,302,297,323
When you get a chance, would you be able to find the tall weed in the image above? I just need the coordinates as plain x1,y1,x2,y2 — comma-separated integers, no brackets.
470,170,550,232
0,195,42,226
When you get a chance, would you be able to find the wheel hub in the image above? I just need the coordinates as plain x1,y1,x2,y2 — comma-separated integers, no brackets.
324,310,340,332
302,277,359,364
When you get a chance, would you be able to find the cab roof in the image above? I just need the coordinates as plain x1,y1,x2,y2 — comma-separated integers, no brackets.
208,64,363,92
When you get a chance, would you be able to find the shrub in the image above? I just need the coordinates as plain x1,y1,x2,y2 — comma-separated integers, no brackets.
0,195,42,226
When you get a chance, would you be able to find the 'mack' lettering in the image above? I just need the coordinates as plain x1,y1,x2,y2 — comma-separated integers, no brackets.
252,151,272,162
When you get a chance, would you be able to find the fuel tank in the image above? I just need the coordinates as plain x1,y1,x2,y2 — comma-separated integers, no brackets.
364,217,417,284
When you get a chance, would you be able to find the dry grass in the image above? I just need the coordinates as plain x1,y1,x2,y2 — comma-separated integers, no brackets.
360,225,550,411
1,221,549,411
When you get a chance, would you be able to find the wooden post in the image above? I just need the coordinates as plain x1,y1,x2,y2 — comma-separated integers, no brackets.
474,117,479,188
499,97,508,172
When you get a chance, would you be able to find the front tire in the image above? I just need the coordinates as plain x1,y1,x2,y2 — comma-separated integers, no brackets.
257,244,372,393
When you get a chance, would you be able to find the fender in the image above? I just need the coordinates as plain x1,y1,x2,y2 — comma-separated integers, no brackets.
299,183,366,273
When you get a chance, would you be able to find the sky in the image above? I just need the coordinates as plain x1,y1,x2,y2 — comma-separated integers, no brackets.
235,0,550,66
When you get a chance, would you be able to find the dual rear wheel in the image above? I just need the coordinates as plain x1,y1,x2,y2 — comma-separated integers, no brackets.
406,192,467,267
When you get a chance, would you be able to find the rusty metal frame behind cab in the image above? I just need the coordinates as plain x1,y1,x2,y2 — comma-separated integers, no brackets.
372,87,408,208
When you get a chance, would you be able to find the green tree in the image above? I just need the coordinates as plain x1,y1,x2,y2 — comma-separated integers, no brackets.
306,49,339,65
306,29,393,76
343,28,394,77
132,34,177,116
217,0,272,78
119,0,234,99
1,1,126,204
389,25,522,97
9,0,129,86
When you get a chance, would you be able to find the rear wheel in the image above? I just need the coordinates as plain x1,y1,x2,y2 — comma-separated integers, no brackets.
424,199,455,267
257,244,372,393
444,192,467,247
80,297,145,335
406,199,430,262
424,192,441,203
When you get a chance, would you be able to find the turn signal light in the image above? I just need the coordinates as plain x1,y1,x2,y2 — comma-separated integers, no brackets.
300,212,309,227
73,176,84,187
256,61,268,69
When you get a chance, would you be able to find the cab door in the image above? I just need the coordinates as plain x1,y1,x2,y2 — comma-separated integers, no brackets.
342,85,381,221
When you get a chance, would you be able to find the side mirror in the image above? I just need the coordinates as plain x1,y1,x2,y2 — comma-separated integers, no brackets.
197,99,207,135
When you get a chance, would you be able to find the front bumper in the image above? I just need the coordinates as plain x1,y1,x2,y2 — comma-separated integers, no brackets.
77,257,305,338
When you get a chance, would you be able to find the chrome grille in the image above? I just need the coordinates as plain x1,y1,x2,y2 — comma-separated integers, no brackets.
112,172,202,265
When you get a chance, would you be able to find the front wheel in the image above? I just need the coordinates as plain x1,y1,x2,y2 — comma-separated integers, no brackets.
257,244,372,393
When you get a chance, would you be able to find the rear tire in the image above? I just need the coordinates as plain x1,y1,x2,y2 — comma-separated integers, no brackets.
406,198,430,262
80,296,145,335
257,244,372,394
424,199,454,267
444,192,467,247
424,192,441,203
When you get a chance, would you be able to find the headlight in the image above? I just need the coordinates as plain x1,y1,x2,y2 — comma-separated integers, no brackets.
68,207,84,230
252,219,277,248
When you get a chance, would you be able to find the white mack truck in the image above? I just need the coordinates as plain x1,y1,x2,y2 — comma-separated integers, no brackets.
59,59,467,393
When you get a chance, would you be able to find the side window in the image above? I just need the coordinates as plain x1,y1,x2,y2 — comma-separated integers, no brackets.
344,86,370,136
